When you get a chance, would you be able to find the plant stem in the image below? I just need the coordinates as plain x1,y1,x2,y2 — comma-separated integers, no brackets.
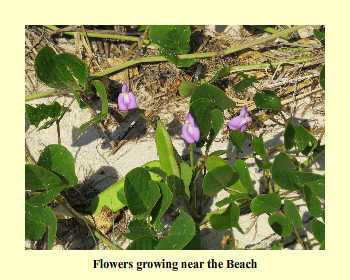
189,144,195,169
45,25,152,45
57,196,122,250
91,25,305,78
25,90,71,102
294,228,308,249
91,55,168,77
229,55,322,74
56,120,61,145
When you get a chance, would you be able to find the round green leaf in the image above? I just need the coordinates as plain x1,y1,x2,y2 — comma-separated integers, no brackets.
271,152,298,190
283,199,302,230
124,167,161,216
125,220,155,240
210,203,240,230
179,81,197,97
203,164,239,196
254,90,282,111
205,155,227,172
229,130,247,151
284,119,317,155
34,46,88,91
25,203,57,249
268,213,292,237
25,164,64,191
190,83,234,111
149,25,195,67
155,210,196,250
128,237,158,250
37,144,77,186
250,193,281,216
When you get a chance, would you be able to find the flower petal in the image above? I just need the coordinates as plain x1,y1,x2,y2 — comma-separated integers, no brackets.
228,116,246,130
239,106,249,118
181,125,195,144
185,113,195,126
126,92,137,110
118,93,128,111
191,126,200,142
122,83,129,93
240,124,247,132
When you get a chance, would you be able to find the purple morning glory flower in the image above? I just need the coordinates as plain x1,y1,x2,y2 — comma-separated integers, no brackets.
181,113,200,144
118,83,137,111
227,106,252,132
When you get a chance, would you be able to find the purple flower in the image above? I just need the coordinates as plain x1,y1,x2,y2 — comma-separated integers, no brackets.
118,83,137,111
227,106,252,132
181,113,200,144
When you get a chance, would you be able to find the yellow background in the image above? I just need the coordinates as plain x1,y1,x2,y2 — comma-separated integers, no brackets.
1,0,348,278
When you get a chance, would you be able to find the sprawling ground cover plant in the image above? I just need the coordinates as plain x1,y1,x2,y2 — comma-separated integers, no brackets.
25,25,325,250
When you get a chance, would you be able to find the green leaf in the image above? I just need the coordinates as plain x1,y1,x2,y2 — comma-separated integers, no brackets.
26,186,65,206
38,144,77,186
25,202,57,249
209,150,226,157
180,162,193,199
210,66,231,84
254,90,282,111
233,73,257,93
271,241,283,250
124,167,161,216
128,237,158,250
229,130,247,151
320,66,325,90
284,119,317,155
311,219,325,244
35,46,88,91
25,102,63,128
25,164,64,191
155,210,196,250
268,213,292,238
205,155,227,171
88,161,162,215
251,136,271,169
125,220,155,240
149,25,195,67
283,200,302,230
233,159,255,194
155,120,180,177
190,98,214,144
292,172,325,199
206,109,224,149
251,136,268,160
250,193,281,216
271,152,298,191
203,164,239,196
191,83,234,111
216,192,250,208
151,182,173,230
210,109,224,137
304,186,322,218
77,80,108,137
314,29,325,42
209,203,240,230
179,81,197,97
